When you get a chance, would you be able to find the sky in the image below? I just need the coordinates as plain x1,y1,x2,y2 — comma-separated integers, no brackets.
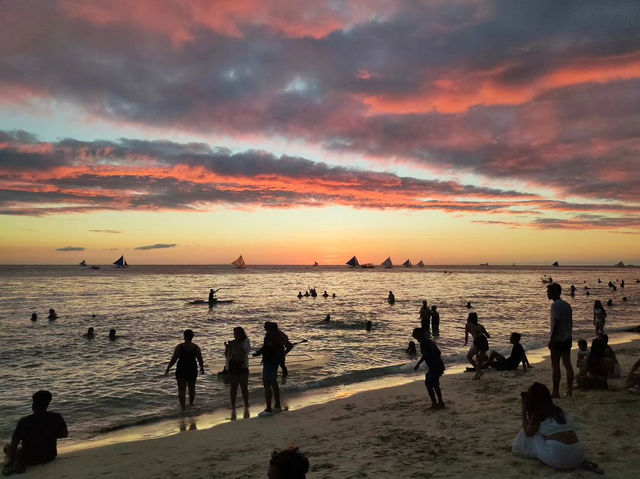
1,0,639,265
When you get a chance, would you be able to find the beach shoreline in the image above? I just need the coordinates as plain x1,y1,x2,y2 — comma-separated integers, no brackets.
17,333,640,478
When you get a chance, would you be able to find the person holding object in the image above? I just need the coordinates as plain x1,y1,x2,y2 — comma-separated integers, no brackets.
3,390,68,476
546,283,573,398
165,329,204,410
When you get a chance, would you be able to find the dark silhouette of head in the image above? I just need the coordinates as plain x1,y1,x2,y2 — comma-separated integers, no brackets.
577,339,588,350
268,447,309,479
87,327,94,335
422,300,427,307
546,282,562,300
467,312,478,324
109,328,116,339
412,327,426,341
31,313,37,321
524,382,565,424
431,305,437,311
233,327,247,341
183,329,194,342
597,333,609,345
265,322,278,332
594,300,603,309
32,390,52,413
510,332,521,344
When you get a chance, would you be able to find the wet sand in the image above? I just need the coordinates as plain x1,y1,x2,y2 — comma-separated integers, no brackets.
19,336,640,478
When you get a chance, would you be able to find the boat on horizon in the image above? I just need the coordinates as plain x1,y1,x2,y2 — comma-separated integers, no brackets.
402,259,412,267
360,263,375,268
313,261,319,267
346,256,360,268
113,255,128,268
552,261,559,267
79,259,87,267
231,255,246,269
417,260,424,267
381,257,393,268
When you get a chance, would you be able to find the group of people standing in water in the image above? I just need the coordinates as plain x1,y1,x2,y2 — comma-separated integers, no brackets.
164,321,295,419
297,287,335,299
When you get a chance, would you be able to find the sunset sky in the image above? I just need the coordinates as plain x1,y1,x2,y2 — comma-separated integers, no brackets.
1,0,639,265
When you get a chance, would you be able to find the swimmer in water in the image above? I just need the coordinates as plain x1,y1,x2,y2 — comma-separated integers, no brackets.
30,313,37,322
297,291,303,299
387,291,395,304
323,314,331,322
108,329,117,340
366,320,372,331
47,309,57,320
84,327,95,339
466,301,472,309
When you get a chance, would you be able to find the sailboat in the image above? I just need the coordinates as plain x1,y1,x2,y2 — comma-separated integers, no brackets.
231,255,246,269
79,259,87,267
313,261,319,267
417,260,424,267
402,259,412,267
113,255,128,268
552,261,559,267
346,256,360,267
381,257,393,268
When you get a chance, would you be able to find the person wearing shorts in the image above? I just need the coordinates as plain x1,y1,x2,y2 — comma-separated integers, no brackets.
412,328,445,409
254,322,283,416
547,283,574,398
488,332,530,371
226,327,251,419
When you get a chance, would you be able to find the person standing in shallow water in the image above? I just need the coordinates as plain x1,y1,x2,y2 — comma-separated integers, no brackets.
419,300,431,336
165,329,204,410
547,283,574,398
431,305,440,336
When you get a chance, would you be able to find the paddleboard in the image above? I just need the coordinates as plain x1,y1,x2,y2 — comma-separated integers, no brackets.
187,299,234,305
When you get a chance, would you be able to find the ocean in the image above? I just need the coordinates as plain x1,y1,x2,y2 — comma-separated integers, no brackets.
0,265,637,446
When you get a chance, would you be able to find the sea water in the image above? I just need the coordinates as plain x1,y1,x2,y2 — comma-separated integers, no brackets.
0,265,637,445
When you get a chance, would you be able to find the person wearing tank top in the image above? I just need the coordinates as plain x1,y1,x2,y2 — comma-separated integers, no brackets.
165,329,204,410
546,283,574,398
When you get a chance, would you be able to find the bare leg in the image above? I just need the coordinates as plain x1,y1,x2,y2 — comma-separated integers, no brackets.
264,380,272,412
177,378,187,410
550,349,561,398
467,350,478,369
426,385,437,406
434,386,444,407
272,383,281,409
561,350,574,396
188,379,196,406
240,375,249,408
230,379,238,409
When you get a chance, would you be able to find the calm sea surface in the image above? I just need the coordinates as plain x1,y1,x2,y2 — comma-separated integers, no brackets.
0,265,638,442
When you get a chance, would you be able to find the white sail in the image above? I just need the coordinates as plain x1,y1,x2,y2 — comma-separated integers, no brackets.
232,255,246,268
381,257,393,268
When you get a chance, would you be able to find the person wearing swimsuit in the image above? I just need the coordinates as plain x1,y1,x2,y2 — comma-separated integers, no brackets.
165,329,204,410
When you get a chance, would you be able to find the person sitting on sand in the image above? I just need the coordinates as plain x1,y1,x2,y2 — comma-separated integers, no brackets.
47,309,57,320
165,329,205,410
576,338,614,390
412,328,445,409
406,340,417,357
268,447,309,479
512,382,602,473
464,312,491,379
597,334,621,378
388,291,395,304
84,327,95,339
253,322,284,417
431,305,440,336
626,358,640,390
30,313,37,322
593,300,607,335
487,332,530,371
3,390,68,476
576,339,589,370
226,327,251,420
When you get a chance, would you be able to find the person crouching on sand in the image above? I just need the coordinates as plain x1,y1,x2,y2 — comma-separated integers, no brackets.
165,329,204,410
412,328,445,409
464,312,491,379
512,382,603,474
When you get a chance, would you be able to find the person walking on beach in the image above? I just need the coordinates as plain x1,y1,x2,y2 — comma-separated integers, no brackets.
412,328,445,409
431,305,440,336
165,329,204,410
419,300,431,336
464,312,490,379
547,283,574,398
253,322,283,416
226,327,251,419
3,390,68,476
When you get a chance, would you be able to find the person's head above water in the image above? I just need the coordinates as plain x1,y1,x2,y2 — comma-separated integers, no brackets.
32,390,52,413
87,327,94,335
546,282,562,300
109,328,116,338
183,329,194,342
467,312,478,324
268,447,309,479
233,326,247,341
30,313,37,321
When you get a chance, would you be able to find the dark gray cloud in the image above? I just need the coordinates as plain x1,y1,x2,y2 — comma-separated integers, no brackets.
134,243,177,250
56,246,85,251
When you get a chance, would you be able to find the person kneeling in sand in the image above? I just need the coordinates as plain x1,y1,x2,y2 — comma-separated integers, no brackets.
3,390,68,476
487,332,530,371
576,338,614,390
512,382,602,474
412,328,445,409
268,447,309,479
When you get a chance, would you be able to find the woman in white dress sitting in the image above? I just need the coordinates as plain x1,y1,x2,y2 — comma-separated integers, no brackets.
512,382,602,473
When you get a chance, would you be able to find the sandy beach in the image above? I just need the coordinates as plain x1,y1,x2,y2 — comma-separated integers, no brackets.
17,335,640,478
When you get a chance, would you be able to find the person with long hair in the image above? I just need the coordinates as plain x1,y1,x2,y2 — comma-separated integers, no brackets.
513,382,601,473
463,312,491,379
593,300,607,335
226,327,251,419
576,338,614,390
165,329,204,410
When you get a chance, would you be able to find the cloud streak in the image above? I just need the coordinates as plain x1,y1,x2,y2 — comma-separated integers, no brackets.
134,243,177,250
56,246,85,251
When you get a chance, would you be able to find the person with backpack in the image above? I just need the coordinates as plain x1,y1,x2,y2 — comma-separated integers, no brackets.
225,327,251,419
